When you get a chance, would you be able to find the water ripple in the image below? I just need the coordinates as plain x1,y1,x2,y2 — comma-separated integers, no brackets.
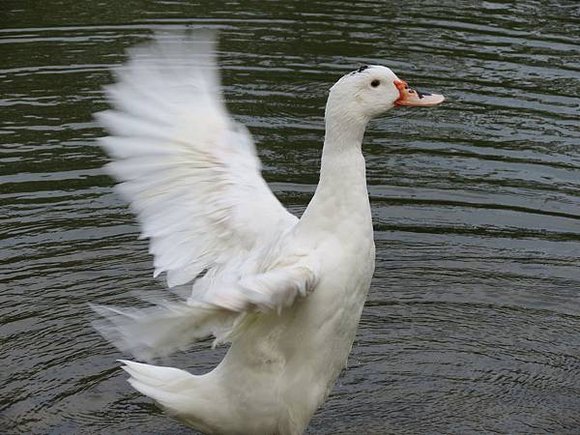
2,0,579,433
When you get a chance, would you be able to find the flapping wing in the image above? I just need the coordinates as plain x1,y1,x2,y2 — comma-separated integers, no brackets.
96,31,297,287
91,258,319,359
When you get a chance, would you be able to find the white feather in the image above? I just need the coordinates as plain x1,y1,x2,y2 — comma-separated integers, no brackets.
96,30,298,290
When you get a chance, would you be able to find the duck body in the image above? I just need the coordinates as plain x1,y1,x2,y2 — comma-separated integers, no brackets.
220,157,374,434
150,147,375,434
93,31,443,434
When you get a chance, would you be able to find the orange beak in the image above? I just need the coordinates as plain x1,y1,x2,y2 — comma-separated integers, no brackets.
394,79,445,107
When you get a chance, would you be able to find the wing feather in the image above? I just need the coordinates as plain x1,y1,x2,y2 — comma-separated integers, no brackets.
98,31,297,288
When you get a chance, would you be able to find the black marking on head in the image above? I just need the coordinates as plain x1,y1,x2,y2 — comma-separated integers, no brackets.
357,65,370,73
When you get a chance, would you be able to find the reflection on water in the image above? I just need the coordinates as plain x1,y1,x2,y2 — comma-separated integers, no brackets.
1,1,579,433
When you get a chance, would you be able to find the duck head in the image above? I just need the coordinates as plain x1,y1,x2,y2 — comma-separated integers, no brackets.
327,65,444,121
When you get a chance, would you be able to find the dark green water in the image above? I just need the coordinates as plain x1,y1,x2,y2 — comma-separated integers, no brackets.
2,1,579,433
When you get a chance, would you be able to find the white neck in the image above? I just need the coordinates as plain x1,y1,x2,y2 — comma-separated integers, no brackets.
300,100,371,227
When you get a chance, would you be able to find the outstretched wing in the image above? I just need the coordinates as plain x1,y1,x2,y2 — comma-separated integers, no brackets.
96,31,297,288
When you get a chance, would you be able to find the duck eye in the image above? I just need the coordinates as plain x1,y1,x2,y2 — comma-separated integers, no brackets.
371,79,380,88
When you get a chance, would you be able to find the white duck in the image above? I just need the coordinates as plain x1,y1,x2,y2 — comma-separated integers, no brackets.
93,31,443,435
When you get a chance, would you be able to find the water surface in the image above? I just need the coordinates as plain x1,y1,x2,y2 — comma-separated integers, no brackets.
2,1,579,433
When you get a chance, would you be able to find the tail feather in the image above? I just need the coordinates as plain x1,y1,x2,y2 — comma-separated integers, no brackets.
119,360,202,415
119,359,193,387
119,359,225,433
91,300,236,361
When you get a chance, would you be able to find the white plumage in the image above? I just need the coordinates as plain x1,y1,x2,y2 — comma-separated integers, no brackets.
93,31,443,434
